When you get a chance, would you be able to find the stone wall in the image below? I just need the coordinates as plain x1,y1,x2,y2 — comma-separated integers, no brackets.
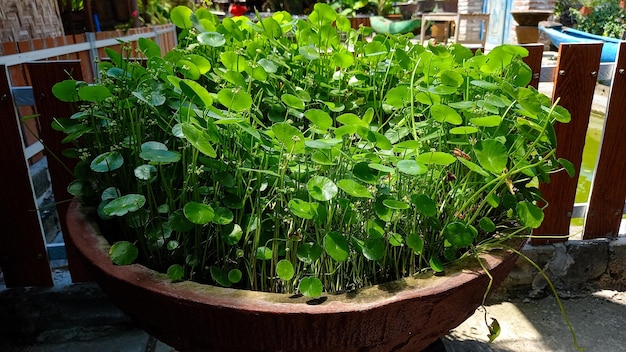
501,238,626,297
0,0,64,42
457,0,484,43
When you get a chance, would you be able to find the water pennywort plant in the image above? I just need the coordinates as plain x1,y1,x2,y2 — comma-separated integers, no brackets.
52,3,572,297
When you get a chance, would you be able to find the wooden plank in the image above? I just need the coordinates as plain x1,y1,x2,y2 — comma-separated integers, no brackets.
584,42,626,239
521,43,543,89
28,61,92,282
0,65,53,287
532,43,602,244
73,34,94,82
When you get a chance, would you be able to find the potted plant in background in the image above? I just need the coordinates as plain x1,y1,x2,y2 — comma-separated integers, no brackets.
330,0,373,29
51,3,574,351
571,0,626,39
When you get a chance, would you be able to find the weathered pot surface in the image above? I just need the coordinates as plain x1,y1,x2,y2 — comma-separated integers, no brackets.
66,199,522,352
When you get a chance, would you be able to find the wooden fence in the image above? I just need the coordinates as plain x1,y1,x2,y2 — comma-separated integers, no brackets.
0,38,624,287
0,25,176,287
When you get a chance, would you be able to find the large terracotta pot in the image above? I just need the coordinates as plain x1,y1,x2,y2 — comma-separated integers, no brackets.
66,199,522,352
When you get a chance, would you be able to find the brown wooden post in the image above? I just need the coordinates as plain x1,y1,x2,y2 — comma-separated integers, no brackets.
28,61,92,282
521,43,544,89
531,43,602,245
584,42,626,239
0,66,53,287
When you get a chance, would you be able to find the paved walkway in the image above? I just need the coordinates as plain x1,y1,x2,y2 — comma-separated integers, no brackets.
1,268,625,352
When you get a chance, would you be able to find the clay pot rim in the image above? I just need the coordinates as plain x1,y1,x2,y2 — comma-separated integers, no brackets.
67,198,523,315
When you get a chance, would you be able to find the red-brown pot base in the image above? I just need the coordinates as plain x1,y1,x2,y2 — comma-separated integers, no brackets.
66,200,522,352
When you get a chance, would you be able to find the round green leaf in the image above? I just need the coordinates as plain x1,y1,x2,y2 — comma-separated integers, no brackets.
324,231,350,262
52,80,82,102
430,257,445,272
474,139,507,174
67,180,87,196
558,158,575,178
397,160,427,176
440,69,464,87
176,59,200,79
337,179,373,198
406,233,424,254
486,193,500,208
272,122,305,153
169,210,194,232
103,194,146,216
410,194,437,217
139,149,181,164
228,269,243,283
210,266,232,287
276,259,295,281
382,199,410,210
297,242,323,264
255,246,273,261
101,187,121,201
220,51,249,72
183,202,214,225
138,37,161,58
374,196,392,222
304,109,333,131
217,88,252,112
180,79,213,107
213,207,234,225
479,217,496,232
197,31,226,47
352,162,380,184
221,223,243,245
428,85,458,95
167,264,185,281
516,201,544,228
444,222,475,247
450,126,478,135
367,218,385,239
181,123,217,158
417,151,456,166
134,164,157,181
90,151,123,172
299,45,320,60
363,238,385,260
171,5,193,28
299,276,323,298
368,163,395,174
305,138,342,149
388,233,404,247
431,104,462,125
166,240,179,250
458,158,489,176
470,115,503,127
109,241,138,265
78,85,112,103
471,80,498,90
258,58,277,73
288,199,316,219
281,94,305,110
307,176,338,201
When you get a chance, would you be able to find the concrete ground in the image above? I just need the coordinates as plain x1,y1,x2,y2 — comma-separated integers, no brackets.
445,290,626,352
1,268,625,352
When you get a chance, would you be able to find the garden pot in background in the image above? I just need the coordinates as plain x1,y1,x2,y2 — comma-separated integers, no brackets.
67,199,523,352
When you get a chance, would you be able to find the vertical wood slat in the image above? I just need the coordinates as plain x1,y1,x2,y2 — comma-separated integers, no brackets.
584,42,626,239
521,43,544,89
532,43,602,245
0,66,53,287
28,61,92,282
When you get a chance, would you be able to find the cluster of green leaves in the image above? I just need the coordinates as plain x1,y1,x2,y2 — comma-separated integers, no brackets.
53,3,570,297
572,0,626,38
